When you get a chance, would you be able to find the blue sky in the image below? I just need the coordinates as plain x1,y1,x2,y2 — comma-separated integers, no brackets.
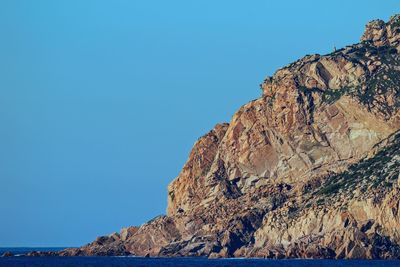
0,0,398,247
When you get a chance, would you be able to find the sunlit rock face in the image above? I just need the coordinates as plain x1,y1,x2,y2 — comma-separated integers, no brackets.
33,15,400,259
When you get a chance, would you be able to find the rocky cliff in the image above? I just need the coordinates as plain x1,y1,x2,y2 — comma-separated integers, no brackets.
29,15,400,259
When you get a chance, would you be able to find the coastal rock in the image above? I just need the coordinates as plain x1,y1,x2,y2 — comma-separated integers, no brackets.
120,226,138,241
1,252,13,257
35,15,400,259
361,15,400,47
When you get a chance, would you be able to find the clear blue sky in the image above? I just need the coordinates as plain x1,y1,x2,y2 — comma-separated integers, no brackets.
0,0,397,247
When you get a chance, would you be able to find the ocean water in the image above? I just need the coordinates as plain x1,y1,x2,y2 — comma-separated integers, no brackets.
1,248,400,267
2,257,400,267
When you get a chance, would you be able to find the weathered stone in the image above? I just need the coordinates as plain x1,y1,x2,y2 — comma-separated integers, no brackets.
1,252,13,257
27,14,400,260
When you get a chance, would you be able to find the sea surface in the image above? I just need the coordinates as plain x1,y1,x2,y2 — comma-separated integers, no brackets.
1,248,400,267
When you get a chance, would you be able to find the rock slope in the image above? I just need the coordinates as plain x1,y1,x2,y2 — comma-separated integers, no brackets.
29,15,400,259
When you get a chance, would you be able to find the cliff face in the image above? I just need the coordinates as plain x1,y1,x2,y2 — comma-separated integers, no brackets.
33,15,400,259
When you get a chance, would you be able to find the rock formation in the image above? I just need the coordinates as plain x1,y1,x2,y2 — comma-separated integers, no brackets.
29,15,400,259
1,252,14,257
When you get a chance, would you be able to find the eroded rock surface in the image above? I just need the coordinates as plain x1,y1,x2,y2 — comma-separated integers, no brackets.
29,15,400,259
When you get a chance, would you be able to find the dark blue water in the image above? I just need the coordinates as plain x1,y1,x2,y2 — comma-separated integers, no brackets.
2,257,400,267
1,248,400,267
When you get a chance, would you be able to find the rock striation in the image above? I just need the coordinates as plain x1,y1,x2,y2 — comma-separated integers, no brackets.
29,15,400,259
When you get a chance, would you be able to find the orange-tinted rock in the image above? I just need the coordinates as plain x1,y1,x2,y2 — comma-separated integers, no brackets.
32,14,400,259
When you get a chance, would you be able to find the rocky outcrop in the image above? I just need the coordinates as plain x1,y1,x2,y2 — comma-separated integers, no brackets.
1,252,14,257
28,15,400,259
167,123,230,216
249,131,400,259
361,15,400,47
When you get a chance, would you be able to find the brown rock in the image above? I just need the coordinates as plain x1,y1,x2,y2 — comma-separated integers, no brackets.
120,226,138,241
361,15,400,47
44,14,400,260
1,252,13,257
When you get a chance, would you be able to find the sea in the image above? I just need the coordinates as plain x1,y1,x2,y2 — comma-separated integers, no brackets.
1,248,400,267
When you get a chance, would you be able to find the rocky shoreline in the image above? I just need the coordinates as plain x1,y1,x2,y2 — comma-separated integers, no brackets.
24,15,400,259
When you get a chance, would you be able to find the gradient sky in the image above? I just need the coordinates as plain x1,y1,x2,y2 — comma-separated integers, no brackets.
0,0,398,247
